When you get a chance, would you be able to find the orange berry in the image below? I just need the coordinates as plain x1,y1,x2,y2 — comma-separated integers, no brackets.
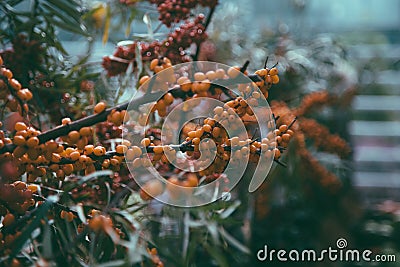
203,124,212,132
102,159,110,168
26,136,39,147
271,75,279,84
150,59,159,71
282,133,291,142
84,145,94,155
140,179,164,200
93,146,106,156
227,66,240,78
153,146,164,154
14,122,27,131
269,67,278,76
2,213,15,227
273,148,281,159
9,78,21,90
116,144,128,154
63,164,74,175
279,124,288,133
141,138,151,147
163,93,174,105
215,68,225,79
68,131,80,143
61,117,71,125
139,75,150,85
79,127,92,137
194,72,206,81
13,135,26,146
70,151,80,161
94,102,106,114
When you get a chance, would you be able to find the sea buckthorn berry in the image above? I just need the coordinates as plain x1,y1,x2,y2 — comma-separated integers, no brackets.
125,149,136,161
14,122,27,131
279,125,288,133
94,102,106,114
84,145,94,155
49,163,59,172
203,124,212,132
206,70,217,80
214,106,223,115
120,110,130,122
93,146,106,156
139,75,150,85
255,69,267,76
68,131,80,143
269,67,278,76
194,72,206,81
28,184,39,193
2,213,15,227
14,181,27,190
26,136,39,147
110,110,122,125
150,59,159,71
110,158,120,166
271,75,279,84
141,138,151,147
153,146,163,154
287,129,294,136
163,93,174,105
227,66,240,78
62,118,71,125
13,135,26,146
192,137,200,145
140,179,164,200
102,159,110,168
116,144,128,154
79,127,92,136
273,148,281,159
69,151,81,161
212,127,221,138
18,89,33,101
132,146,142,157
46,140,58,152
51,153,61,163
215,68,226,79
282,133,291,142
9,78,21,90
188,131,196,138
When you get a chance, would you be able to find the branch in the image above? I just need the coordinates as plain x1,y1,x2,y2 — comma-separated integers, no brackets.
0,71,265,155
0,91,163,154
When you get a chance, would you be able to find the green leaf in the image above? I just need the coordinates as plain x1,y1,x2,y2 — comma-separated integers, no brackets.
142,13,153,39
46,17,89,36
10,195,58,259
218,200,241,219
102,4,111,44
125,9,137,37
218,227,251,254
46,0,82,23
95,260,127,267
204,243,229,267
